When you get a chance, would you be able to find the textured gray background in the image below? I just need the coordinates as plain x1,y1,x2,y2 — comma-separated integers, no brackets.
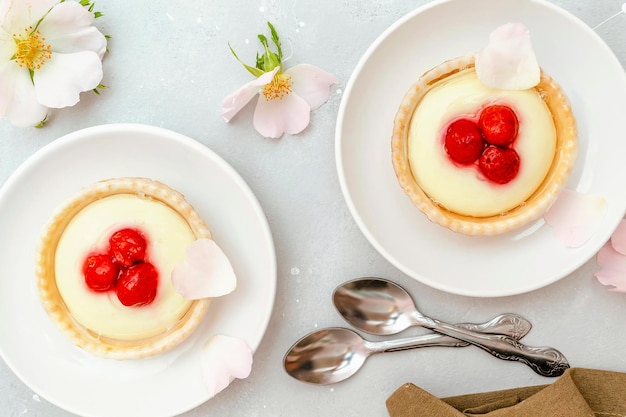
1,0,625,416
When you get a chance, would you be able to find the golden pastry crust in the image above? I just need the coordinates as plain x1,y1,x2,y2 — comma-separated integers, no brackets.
391,55,578,236
36,177,211,359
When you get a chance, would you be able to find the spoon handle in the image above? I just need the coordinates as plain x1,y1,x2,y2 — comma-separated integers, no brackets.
368,314,530,353
455,313,532,340
418,317,569,377
366,333,468,353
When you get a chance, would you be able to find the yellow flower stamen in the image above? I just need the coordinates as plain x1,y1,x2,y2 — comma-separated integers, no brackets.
14,27,52,70
262,72,292,101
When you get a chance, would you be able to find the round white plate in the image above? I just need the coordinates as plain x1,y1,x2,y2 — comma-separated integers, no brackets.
336,0,626,297
0,124,276,417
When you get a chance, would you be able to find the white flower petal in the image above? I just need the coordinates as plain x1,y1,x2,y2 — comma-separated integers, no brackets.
221,68,278,122
33,51,103,108
0,1,9,24
475,23,540,90
253,91,311,138
0,29,15,115
0,62,12,116
1,0,58,34
171,238,237,300
0,29,13,60
38,1,107,58
1,64,48,126
286,63,338,110
543,189,607,248
201,335,253,398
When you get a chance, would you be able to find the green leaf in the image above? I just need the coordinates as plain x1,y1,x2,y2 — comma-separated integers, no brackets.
227,21,284,77
34,115,48,128
267,22,282,61
92,83,107,95
229,44,264,78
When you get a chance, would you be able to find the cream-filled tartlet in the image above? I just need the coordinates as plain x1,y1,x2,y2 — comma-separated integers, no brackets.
55,194,195,341
392,24,577,236
36,177,227,359
408,68,556,217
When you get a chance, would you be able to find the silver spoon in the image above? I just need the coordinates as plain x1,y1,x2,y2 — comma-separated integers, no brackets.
284,314,528,385
333,277,570,377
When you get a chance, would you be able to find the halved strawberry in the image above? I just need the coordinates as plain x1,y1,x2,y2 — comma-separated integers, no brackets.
479,146,520,184
444,119,485,164
478,105,519,146
83,254,119,291
116,262,158,307
109,228,147,267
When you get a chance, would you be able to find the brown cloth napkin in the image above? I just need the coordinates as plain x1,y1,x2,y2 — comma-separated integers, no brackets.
386,368,626,417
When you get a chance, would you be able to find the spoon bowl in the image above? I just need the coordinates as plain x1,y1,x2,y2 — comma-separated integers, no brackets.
284,327,368,385
333,276,415,335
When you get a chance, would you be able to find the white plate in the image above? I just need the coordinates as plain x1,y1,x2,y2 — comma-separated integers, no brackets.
0,124,276,417
336,0,626,297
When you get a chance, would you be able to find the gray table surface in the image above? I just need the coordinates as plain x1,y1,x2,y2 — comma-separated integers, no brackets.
2,0,626,416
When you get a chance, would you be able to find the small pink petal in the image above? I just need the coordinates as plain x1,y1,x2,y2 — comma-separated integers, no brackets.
252,89,311,138
543,189,607,248
595,242,626,292
475,23,540,90
610,219,626,255
221,68,278,122
285,64,338,110
201,335,253,398
597,242,626,270
171,239,237,300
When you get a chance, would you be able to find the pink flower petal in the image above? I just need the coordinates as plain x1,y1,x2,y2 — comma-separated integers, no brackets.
285,64,338,110
475,23,540,90
201,335,253,398
543,189,607,248
610,219,626,255
253,89,311,138
595,242,626,292
171,239,237,300
221,68,278,122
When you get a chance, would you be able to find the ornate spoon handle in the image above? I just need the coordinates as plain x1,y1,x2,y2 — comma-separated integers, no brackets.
416,316,569,377
370,313,532,352
456,313,532,341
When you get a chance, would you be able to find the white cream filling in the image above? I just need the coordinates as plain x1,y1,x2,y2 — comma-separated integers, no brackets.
407,69,556,217
55,194,194,341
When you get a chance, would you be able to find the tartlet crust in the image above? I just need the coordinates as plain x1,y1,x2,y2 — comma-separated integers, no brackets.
36,177,212,360
391,55,578,236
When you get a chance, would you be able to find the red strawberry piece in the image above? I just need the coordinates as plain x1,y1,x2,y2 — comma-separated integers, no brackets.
116,262,158,307
478,105,519,146
444,119,485,164
83,254,119,292
479,146,520,184
109,228,147,267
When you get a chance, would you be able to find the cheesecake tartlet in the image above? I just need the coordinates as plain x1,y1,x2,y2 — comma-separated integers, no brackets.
36,177,213,359
391,26,577,236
